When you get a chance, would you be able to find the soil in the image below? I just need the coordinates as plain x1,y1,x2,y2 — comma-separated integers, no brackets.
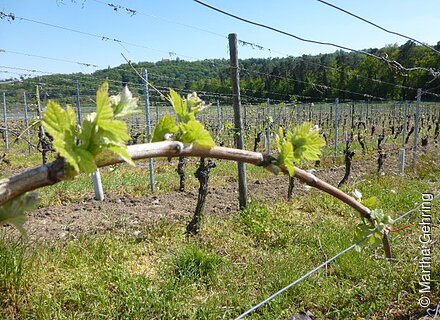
16,145,438,240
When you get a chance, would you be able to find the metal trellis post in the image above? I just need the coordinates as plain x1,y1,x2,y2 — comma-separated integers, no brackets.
155,102,159,125
334,97,339,156
266,98,271,153
412,89,421,169
144,69,156,192
2,93,9,151
35,84,46,140
76,80,82,123
92,170,105,201
398,102,408,174
23,92,31,153
217,99,223,131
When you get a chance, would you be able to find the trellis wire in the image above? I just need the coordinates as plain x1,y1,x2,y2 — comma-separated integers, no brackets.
234,193,440,319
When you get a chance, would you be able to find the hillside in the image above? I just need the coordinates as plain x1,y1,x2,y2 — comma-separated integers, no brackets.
1,40,440,104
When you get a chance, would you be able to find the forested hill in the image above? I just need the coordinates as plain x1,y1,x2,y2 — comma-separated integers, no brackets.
2,40,440,103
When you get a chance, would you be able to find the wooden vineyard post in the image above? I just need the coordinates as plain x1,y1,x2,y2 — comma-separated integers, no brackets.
143,69,156,192
2,93,9,151
228,33,248,209
382,232,393,259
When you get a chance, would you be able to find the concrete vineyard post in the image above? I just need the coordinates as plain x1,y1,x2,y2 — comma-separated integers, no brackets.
228,33,248,209
143,69,156,193
92,169,104,201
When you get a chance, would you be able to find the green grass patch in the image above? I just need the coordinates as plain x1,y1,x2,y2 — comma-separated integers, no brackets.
1,180,437,319
0,135,439,319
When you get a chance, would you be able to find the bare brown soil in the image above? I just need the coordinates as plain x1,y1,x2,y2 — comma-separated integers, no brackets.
20,146,437,240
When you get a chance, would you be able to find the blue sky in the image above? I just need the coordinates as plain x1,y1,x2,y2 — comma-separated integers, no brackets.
1,0,439,80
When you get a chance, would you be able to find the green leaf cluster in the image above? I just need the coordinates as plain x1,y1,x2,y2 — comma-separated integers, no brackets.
43,82,139,175
152,89,215,147
0,193,39,236
275,123,326,176
354,209,394,251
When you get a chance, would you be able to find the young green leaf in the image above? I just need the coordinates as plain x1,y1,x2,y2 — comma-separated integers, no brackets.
277,141,295,176
370,209,385,222
96,82,113,122
152,115,179,142
77,115,100,154
43,101,81,173
179,120,215,147
98,119,131,144
287,122,326,162
107,145,135,166
383,215,394,224
169,89,191,122
94,84,132,144
0,192,39,236
354,206,396,252
75,148,98,173
43,82,137,175
110,86,140,118
362,196,380,209
186,92,209,115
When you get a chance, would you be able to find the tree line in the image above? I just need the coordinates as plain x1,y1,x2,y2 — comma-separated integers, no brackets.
1,40,439,106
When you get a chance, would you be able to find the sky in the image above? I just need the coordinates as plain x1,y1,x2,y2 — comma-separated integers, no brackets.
0,0,439,81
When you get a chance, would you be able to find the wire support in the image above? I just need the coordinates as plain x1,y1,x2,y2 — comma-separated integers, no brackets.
316,0,440,54
240,67,388,101
234,193,439,319
192,1,440,78
0,11,209,63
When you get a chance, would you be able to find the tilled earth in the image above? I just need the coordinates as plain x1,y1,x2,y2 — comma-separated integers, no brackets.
20,146,427,241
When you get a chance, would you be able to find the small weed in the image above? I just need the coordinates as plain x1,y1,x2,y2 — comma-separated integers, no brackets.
172,244,223,283
0,234,26,293
0,233,27,318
